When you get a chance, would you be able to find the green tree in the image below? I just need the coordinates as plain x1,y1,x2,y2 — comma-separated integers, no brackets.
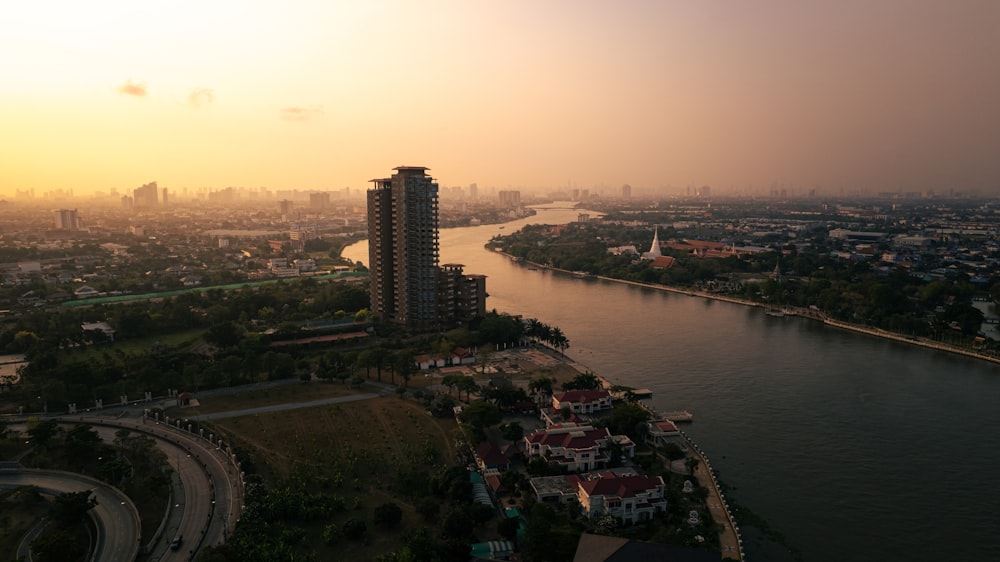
342,518,366,540
28,419,60,447
562,371,601,391
600,403,652,442
528,376,555,404
460,401,501,431
49,490,98,527
64,424,102,461
373,502,403,529
394,349,416,387
32,528,86,562
206,321,243,349
441,505,474,540
501,422,524,441
456,376,479,402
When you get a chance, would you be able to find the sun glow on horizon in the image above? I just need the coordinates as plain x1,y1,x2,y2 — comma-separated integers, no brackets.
2,1,999,197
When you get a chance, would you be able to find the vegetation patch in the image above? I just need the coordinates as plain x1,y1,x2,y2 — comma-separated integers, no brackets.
198,396,463,561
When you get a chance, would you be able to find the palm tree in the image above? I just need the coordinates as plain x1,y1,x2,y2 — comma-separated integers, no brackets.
526,318,544,343
529,376,555,405
549,327,569,355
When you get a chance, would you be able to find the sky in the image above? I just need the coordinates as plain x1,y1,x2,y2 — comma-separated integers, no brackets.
2,0,999,197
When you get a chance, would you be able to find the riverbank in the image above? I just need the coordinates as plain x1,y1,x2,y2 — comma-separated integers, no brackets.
523,343,745,561
496,250,1000,367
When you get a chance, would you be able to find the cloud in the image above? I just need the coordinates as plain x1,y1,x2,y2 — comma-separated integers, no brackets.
116,80,147,97
188,88,215,107
280,106,323,122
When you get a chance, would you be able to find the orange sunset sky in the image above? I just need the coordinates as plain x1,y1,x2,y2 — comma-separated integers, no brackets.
2,1,999,197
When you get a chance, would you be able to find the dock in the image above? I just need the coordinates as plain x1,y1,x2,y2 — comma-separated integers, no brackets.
660,410,694,423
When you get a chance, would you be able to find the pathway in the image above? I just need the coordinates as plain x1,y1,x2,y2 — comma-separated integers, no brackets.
190,392,380,420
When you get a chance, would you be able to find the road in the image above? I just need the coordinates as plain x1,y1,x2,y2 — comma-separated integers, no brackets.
0,468,141,562
78,413,242,562
5,380,376,561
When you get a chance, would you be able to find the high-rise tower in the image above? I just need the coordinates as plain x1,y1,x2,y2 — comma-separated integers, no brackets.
133,181,159,208
367,166,441,329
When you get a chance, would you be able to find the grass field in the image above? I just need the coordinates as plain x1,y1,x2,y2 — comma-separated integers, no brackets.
57,328,207,364
175,381,360,416
204,394,462,561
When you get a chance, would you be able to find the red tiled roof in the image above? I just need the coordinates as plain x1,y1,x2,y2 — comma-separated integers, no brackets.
651,420,678,433
651,255,677,269
553,390,611,404
485,474,505,493
476,441,510,466
525,426,610,449
579,473,664,499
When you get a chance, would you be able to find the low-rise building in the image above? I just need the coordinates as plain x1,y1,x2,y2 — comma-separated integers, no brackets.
524,423,634,472
552,390,613,414
577,472,667,524
645,419,685,449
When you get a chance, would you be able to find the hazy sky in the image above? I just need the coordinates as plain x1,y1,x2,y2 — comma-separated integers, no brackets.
2,1,999,196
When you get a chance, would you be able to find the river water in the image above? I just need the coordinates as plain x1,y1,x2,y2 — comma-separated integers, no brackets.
342,205,1000,562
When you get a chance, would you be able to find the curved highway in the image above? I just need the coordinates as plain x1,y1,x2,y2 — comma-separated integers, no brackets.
0,468,141,562
76,413,242,561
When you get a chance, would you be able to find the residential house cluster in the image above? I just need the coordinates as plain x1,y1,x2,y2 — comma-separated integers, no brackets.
530,470,667,525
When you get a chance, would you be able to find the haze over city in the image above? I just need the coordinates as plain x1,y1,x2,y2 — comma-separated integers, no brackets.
2,0,999,197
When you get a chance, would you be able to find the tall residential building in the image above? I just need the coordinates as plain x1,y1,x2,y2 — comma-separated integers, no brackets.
368,166,442,329
54,209,82,231
622,183,632,199
498,190,521,207
309,192,331,209
133,181,159,208
437,264,487,326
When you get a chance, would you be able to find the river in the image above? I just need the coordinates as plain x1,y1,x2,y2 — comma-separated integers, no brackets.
342,205,1000,562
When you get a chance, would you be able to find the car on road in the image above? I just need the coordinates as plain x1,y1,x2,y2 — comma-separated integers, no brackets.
170,536,183,551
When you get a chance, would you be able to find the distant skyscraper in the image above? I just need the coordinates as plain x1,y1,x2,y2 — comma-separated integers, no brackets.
133,181,159,208
368,166,442,329
622,184,632,199
279,199,293,221
54,209,81,231
498,190,521,207
309,192,330,209
468,183,478,201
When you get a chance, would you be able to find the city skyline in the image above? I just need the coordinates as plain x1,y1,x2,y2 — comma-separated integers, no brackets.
2,1,999,197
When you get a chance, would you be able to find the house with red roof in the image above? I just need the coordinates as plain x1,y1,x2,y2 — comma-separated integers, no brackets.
524,423,636,472
577,472,667,525
449,347,476,365
416,353,447,370
475,441,511,473
645,419,683,448
552,390,613,414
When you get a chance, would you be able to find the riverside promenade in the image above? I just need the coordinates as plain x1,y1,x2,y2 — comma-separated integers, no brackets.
679,431,744,560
